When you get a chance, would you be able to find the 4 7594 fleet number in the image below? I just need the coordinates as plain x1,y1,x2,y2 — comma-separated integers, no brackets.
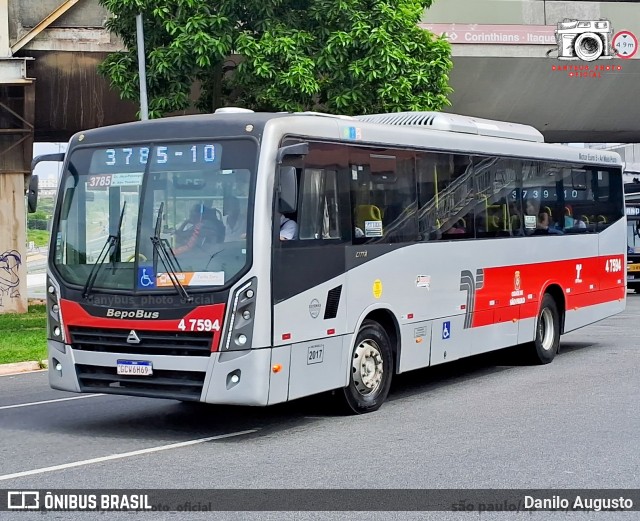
605,258,622,273
178,319,221,332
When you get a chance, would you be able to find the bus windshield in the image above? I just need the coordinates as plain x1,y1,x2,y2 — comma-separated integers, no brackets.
627,208,640,253
52,139,255,293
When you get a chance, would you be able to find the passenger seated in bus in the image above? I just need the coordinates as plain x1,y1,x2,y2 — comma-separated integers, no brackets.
536,211,563,235
564,205,587,230
525,199,538,217
443,219,466,236
174,203,225,255
280,214,298,240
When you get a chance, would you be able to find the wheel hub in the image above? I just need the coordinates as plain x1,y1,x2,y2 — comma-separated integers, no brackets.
352,340,384,396
539,307,555,351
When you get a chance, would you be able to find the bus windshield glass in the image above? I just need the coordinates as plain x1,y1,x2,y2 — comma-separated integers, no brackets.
627,205,640,253
52,139,255,292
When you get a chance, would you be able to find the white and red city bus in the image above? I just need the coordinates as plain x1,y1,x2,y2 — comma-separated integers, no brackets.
34,110,625,413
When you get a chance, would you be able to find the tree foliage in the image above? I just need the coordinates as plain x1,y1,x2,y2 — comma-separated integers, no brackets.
99,0,453,117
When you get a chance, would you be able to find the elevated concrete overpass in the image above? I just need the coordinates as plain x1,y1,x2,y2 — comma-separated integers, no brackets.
426,0,640,143
4,0,136,142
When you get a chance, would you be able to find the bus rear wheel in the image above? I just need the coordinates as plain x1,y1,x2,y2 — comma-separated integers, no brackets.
528,293,560,365
340,319,393,414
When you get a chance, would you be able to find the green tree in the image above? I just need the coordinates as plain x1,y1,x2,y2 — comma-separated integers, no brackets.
99,0,452,117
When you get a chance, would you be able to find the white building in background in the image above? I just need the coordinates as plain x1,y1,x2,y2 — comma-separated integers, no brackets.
607,144,640,180
39,178,58,197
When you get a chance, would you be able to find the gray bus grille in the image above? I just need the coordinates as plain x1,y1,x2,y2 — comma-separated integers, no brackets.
75,365,206,401
69,327,213,357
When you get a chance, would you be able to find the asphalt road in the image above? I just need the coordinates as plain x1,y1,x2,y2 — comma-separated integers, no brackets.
1,295,639,519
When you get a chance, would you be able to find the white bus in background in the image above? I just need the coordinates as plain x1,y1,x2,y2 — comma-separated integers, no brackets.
32,109,625,413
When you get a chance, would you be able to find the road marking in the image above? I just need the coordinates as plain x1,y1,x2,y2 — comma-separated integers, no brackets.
0,429,258,482
0,394,104,411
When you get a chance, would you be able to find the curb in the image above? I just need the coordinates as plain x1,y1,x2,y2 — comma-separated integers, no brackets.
0,361,48,376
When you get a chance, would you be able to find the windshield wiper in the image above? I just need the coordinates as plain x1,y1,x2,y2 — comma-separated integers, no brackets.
150,203,192,303
204,247,226,271
82,201,126,299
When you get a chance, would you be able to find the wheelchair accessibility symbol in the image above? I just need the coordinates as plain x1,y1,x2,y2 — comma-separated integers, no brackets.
442,321,451,340
138,268,155,288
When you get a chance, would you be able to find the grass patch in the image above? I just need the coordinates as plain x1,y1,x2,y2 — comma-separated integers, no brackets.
27,229,50,248
0,304,47,364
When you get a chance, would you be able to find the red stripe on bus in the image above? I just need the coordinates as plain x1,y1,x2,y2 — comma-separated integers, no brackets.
471,255,624,328
59,300,226,351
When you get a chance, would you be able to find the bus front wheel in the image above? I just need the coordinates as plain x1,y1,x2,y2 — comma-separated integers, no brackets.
340,319,393,414
528,294,560,364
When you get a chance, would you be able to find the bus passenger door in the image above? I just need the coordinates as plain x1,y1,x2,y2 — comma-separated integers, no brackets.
272,141,352,401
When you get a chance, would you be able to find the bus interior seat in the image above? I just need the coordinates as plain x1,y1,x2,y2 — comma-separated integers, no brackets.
488,215,501,231
356,204,382,230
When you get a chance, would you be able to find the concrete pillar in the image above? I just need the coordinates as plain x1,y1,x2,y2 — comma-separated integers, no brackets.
0,0,9,57
0,0,35,314
0,83,34,314
0,172,27,314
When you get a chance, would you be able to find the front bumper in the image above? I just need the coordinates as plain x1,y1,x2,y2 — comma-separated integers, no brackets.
48,340,278,406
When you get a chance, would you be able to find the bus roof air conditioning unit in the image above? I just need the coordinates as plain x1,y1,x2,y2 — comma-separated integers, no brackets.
214,107,255,114
355,112,545,143
293,111,355,120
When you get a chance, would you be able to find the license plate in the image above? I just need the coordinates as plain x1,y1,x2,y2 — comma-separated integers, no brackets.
117,360,153,376
628,264,640,272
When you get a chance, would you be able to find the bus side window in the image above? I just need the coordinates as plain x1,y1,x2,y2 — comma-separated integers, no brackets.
351,148,417,244
418,152,475,240
298,168,342,240
291,141,349,242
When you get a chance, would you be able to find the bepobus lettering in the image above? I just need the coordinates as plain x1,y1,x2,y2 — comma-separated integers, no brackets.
106,309,160,319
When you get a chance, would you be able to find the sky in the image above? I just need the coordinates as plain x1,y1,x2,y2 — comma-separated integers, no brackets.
33,142,68,181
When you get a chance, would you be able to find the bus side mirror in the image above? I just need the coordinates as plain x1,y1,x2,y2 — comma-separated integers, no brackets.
29,152,66,213
278,166,297,214
27,175,39,213
276,142,308,164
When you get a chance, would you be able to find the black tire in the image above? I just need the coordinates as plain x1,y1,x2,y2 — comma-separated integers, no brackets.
340,319,394,414
527,293,560,365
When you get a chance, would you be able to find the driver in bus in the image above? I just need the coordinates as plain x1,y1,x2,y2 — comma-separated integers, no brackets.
174,203,225,255
280,214,298,240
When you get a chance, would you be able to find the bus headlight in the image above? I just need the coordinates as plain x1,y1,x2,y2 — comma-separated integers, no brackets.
47,276,67,346
224,277,257,351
